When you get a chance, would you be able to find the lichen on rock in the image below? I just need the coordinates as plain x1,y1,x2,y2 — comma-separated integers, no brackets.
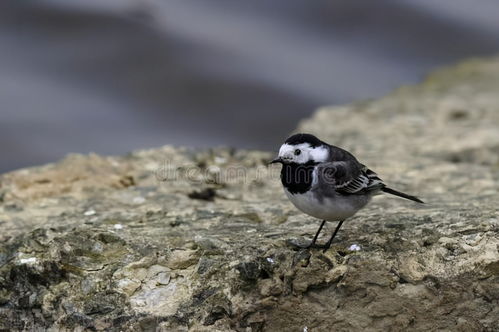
1,57,499,331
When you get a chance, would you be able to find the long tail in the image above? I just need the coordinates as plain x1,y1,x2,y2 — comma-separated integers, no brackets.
382,187,424,203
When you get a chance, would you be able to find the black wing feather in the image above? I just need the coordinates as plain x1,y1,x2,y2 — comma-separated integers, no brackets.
316,161,384,195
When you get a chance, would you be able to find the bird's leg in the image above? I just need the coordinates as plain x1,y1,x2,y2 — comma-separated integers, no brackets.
322,219,345,253
305,219,326,248
288,220,327,249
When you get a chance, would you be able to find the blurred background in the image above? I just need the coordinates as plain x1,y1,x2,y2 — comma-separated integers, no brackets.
1,0,499,173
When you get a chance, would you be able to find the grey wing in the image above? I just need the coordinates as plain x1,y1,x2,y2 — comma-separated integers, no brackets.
316,161,384,195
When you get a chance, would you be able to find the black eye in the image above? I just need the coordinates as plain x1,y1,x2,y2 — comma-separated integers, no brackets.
294,149,301,156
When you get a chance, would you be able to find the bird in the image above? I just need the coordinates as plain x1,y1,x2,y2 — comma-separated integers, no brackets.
270,133,423,252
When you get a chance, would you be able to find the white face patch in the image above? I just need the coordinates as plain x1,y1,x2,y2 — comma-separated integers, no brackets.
309,145,329,162
278,143,329,164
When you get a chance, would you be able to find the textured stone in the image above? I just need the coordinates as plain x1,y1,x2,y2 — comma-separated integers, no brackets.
0,57,498,331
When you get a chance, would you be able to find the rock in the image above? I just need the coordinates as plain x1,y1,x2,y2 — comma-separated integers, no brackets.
1,57,499,331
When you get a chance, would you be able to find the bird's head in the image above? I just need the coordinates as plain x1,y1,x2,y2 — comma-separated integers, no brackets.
270,133,329,165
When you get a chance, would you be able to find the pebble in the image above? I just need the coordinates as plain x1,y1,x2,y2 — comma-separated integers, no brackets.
348,244,361,251
84,209,96,216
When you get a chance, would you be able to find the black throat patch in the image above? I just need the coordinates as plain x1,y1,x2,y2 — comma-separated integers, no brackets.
280,161,318,194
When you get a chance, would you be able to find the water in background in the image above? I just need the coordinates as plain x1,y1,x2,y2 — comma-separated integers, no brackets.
1,0,499,172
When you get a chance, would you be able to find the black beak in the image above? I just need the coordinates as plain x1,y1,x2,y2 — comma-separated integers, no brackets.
269,157,283,165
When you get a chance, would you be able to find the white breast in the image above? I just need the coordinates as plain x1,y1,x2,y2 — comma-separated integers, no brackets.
284,188,370,221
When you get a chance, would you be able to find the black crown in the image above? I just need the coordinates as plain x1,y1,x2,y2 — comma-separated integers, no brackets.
285,133,323,148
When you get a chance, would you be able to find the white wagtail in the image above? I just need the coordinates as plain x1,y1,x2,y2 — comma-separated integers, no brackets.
270,133,423,252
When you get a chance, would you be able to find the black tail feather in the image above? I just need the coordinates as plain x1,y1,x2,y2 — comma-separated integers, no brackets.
382,187,424,203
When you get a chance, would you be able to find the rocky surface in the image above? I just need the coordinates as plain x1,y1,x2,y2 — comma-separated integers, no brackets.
1,57,499,331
